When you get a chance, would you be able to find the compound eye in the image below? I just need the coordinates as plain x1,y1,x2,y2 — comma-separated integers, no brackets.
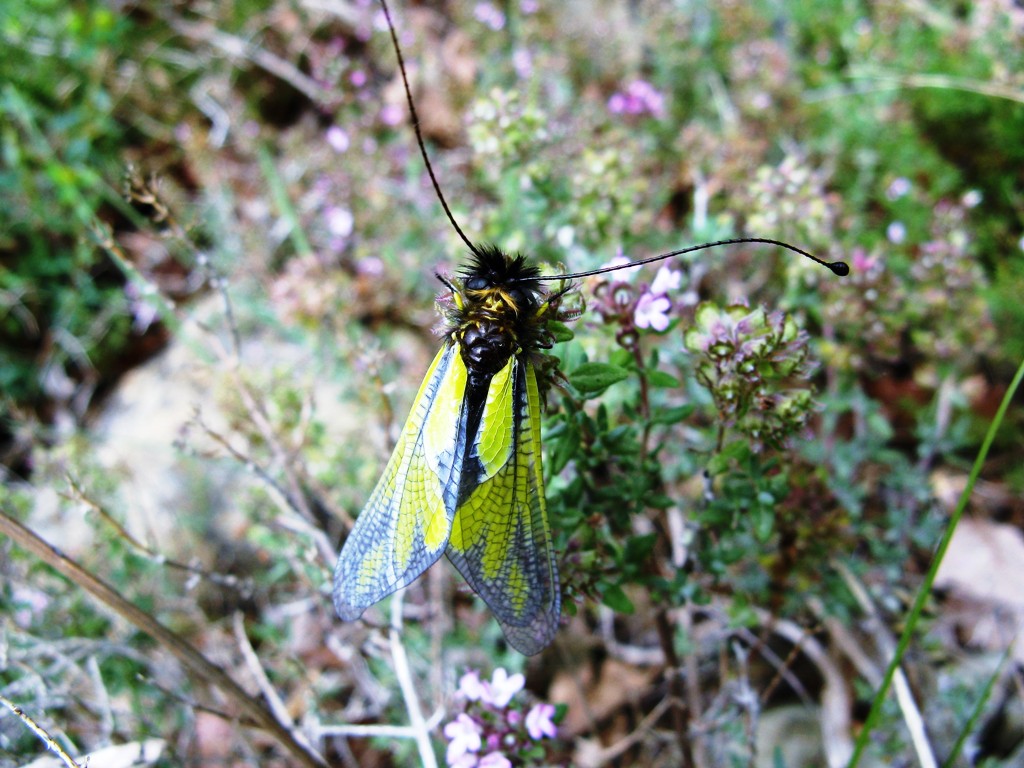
465,276,489,291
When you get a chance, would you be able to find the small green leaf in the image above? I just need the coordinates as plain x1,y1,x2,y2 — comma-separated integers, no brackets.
549,423,580,474
708,440,752,472
624,533,657,563
646,369,680,388
601,583,635,614
569,362,630,396
752,505,775,542
650,404,695,425
547,320,575,343
609,349,633,368
706,453,731,476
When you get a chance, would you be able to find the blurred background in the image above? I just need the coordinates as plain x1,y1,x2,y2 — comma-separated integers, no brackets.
2,0,1023,766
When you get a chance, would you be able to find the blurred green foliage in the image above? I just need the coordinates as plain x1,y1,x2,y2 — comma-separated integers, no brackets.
1,1,139,411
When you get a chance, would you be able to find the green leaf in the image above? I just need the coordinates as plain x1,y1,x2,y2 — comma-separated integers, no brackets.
609,348,633,368
647,369,680,388
752,505,775,542
624,533,658,563
547,320,575,343
569,362,630,397
708,440,752,474
601,583,635,614
650,404,695,425
706,453,731,476
548,422,580,475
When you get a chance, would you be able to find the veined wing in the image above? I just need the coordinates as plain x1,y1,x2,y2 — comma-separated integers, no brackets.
333,342,469,620
446,357,560,655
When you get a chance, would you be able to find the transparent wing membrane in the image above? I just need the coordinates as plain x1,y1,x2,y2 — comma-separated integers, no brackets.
333,344,468,619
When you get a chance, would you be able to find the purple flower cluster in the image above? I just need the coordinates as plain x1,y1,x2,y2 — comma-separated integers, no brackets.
607,79,666,118
443,668,559,768
473,2,506,31
590,253,685,345
741,155,840,257
683,302,815,451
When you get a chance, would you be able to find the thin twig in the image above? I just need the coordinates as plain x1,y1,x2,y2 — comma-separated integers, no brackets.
118,174,326,538
730,641,759,767
193,251,243,363
85,654,115,741
318,713,446,740
588,696,674,767
63,475,252,594
599,607,666,666
917,373,956,473
135,673,262,726
189,409,339,564
0,693,83,768
167,16,336,106
390,591,439,768
809,597,882,688
654,608,695,768
679,605,709,768
806,70,1024,105
233,613,294,728
732,625,814,706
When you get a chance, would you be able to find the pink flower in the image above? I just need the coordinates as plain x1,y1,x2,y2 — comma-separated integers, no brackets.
457,670,488,702
124,282,159,333
525,703,557,740
886,221,906,244
600,247,641,276
885,177,911,200
607,79,665,118
326,125,350,153
325,206,354,238
485,668,524,708
850,248,876,272
474,2,506,30
444,714,482,766
650,264,681,295
457,667,523,707
478,753,512,768
380,103,404,126
512,48,532,79
634,292,672,331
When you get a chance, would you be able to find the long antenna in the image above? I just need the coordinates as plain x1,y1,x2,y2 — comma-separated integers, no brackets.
535,237,850,282
376,0,849,283
378,0,483,258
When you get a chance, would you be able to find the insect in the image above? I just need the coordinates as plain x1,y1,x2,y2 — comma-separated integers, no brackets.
332,0,849,655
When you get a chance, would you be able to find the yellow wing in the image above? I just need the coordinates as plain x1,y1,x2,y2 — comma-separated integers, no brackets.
446,357,560,656
333,342,469,620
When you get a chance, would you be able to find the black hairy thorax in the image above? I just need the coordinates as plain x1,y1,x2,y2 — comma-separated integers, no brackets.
445,245,552,378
